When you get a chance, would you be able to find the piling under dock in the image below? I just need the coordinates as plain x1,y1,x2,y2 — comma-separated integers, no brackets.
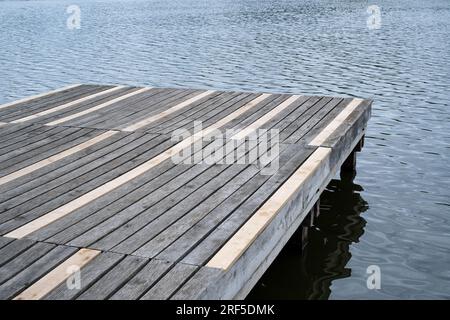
0,84,371,300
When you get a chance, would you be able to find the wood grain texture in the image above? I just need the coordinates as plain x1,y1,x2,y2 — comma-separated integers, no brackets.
0,85,371,300
45,87,151,126
0,131,118,186
10,87,124,123
13,248,100,300
122,90,216,132
0,84,81,111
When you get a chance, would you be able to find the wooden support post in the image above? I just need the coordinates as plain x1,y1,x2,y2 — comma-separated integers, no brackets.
354,135,365,152
301,226,308,251
341,135,364,174
313,199,321,219
341,150,357,173
299,198,320,250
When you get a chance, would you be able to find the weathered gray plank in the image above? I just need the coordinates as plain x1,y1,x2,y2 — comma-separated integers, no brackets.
140,263,198,300
43,252,123,300
89,140,256,253
133,165,259,259
0,134,170,234
0,86,112,121
0,125,56,153
0,131,128,195
0,123,36,141
0,236,13,250
0,242,55,284
0,132,152,211
0,238,35,267
222,94,289,131
35,87,136,124
0,245,77,299
106,89,203,129
155,143,302,263
143,91,243,133
154,93,259,135
77,255,148,300
171,266,224,300
182,146,316,266
109,259,172,300
0,126,79,163
283,97,343,143
37,140,218,243
63,88,165,127
0,85,97,118
70,163,231,250
0,128,101,176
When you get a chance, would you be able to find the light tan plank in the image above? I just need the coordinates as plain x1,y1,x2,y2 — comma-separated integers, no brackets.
0,84,82,111
11,86,124,123
5,94,271,239
121,90,216,132
0,131,118,186
308,98,363,146
206,147,331,270
231,95,301,140
45,87,151,126
13,248,100,300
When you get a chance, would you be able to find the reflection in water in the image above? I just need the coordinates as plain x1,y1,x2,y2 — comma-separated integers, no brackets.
247,171,369,300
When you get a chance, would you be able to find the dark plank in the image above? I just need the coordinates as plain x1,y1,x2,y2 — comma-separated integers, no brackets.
62,88,165,127
282,97,343,144
181,146,316,266
0,242,55,284
0,86,112,121
0,236,13,250
153,93,259,135
0,128,101,176
0,85,95,117
0,126,78,162
36,139,217,243
0,238,35,267
87,141,256,253
101,89,203,129
140,263,198,300
0,245,77,299
171,266,224,300
43,252,123,300
155,143,301,263
0,125,57,153
0,132,152,211
109,259,172,300
69,163,230,250
35,87,136,124
0,134,170,234
0,130,129,195
132,165,259,259
77,255,148,300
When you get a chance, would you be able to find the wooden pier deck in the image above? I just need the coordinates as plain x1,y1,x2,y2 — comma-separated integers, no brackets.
0,85,371,300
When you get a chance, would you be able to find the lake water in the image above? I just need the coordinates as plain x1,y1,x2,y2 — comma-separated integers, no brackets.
0,0,449,299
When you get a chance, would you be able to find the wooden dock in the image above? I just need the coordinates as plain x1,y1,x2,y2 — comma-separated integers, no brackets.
0,84,371,300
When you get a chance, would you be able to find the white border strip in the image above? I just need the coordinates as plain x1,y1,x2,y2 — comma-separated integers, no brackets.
0,84,82,111
0,131,118,186
11,86,124,123
206,147,331,270
45,87,152,126
13,248,100,300
5,94,271,239
231,95,301,140
122,90,216,132
308,98,363,146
